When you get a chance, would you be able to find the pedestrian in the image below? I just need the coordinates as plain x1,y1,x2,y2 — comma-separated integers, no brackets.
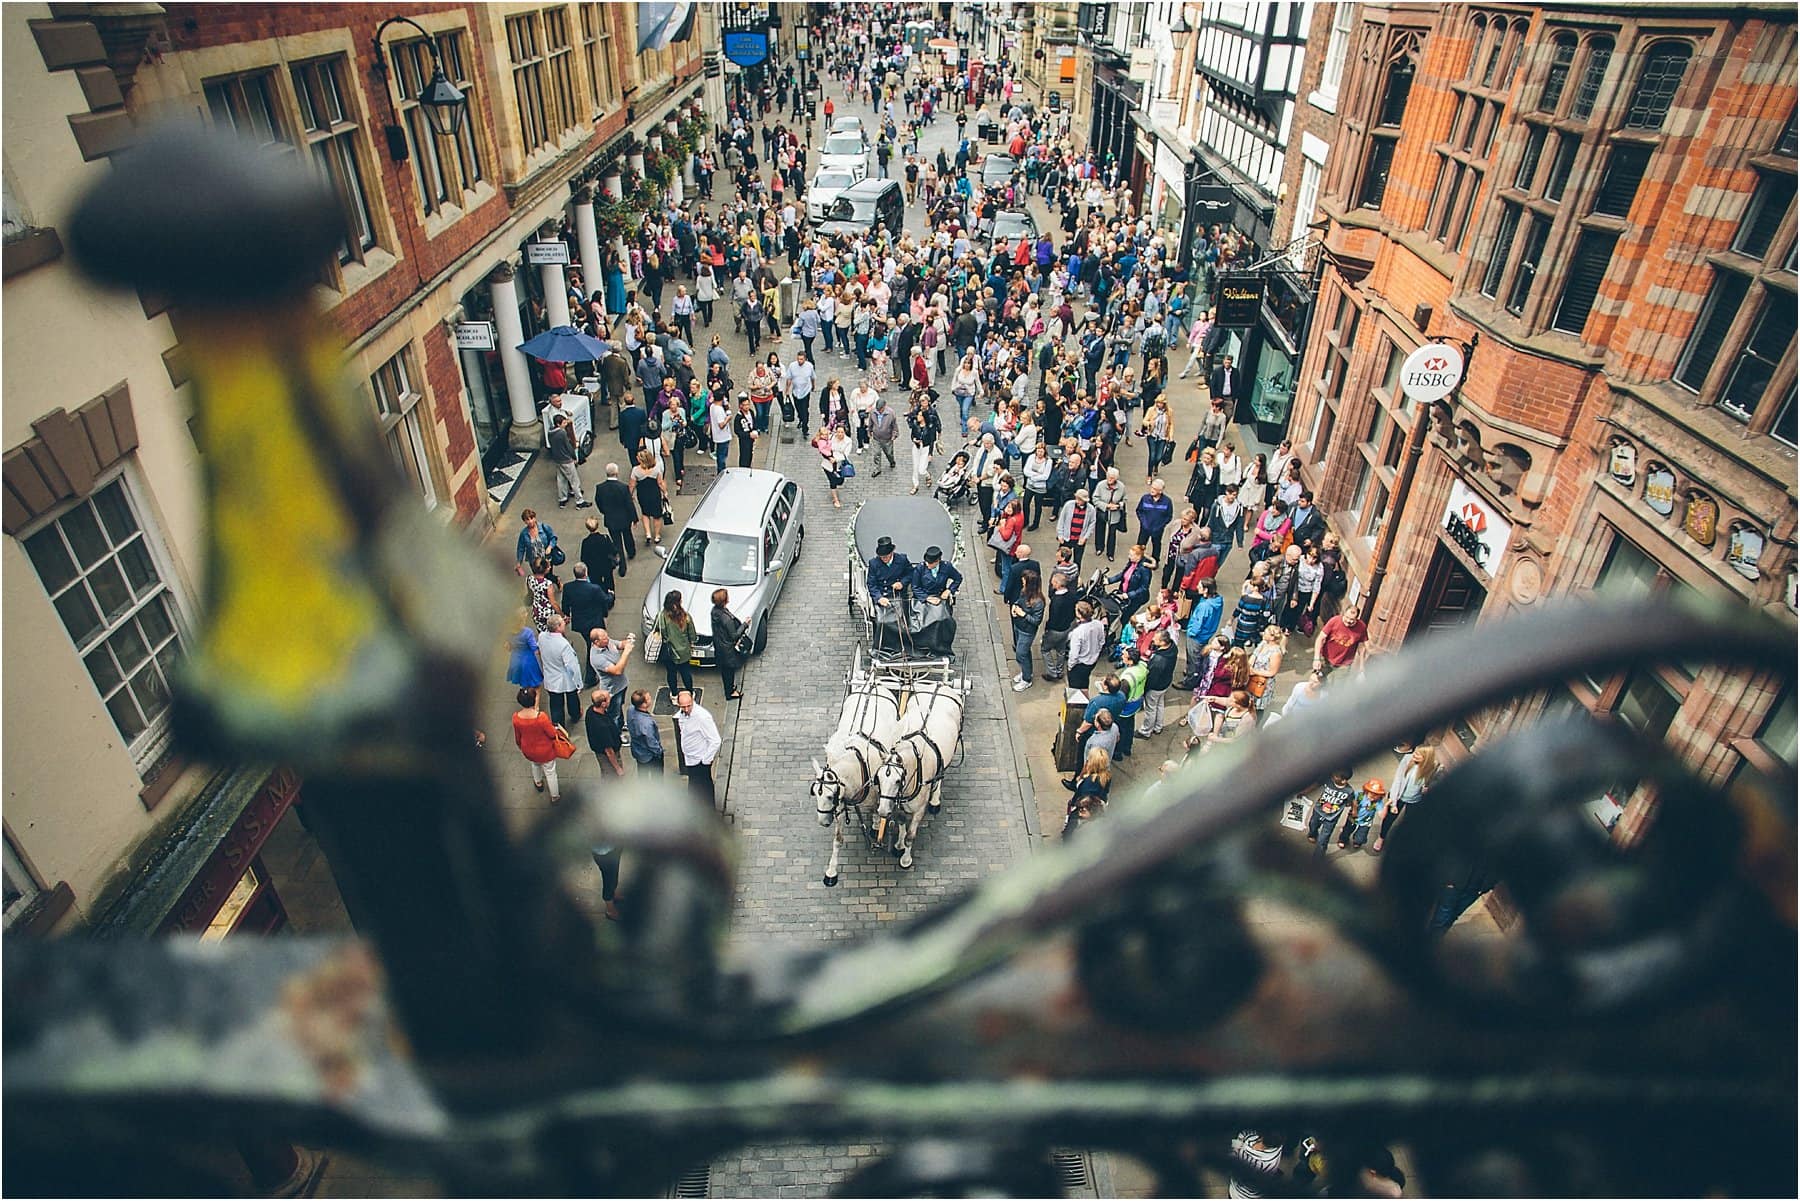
594,464,639,575
548,414,588,509
652,590,698,696
1067,600,1105,691
1374,746,1440,853
579,515,616,592
1009,567,1045,692
1055,486,1097,568
584,688,626,776
588,627,634,735
537,614,585,729
626,688,666,774
1093,466,1128,561
512,686,568,802
708,387,733,473
709,588,749,701
1115,646,1148,760
1042,554,1078,680
1337,778,1385,850
869,395,900,476
1142,629,1177,735
1059,748,1112,839
1135,478,1174,563
674,689,722,807
1307,770,1356,859
734,392,759,467
1312,602,1370,677
632,448,669,551
515,508,560,580
506,611,543,690
906,391,940,493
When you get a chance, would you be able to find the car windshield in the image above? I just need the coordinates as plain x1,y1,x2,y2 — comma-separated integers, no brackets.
825,134,864,156
829,196,870,221
986,156,1015,174
665,528,759,586
816,172,853,191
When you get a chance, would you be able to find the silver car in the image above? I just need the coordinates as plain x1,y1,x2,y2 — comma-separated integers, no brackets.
642,469,805,664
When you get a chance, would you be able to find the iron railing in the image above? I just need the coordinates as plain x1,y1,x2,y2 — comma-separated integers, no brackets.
5,126,1795,1198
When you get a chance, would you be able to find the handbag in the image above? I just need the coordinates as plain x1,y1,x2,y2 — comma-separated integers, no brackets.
551,726,578,759
644,626,665,665
662,496,676,524
839,458,856,478
734,632,754,657
548,544,567,567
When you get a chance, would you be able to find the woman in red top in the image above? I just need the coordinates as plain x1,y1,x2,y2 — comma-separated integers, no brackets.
512,686,566,801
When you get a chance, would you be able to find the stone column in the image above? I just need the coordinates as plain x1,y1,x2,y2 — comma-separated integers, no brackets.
539,227,573,328
573,185,605,315
488,262,541,447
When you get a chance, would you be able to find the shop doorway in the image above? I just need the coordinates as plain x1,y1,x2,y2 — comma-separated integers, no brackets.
1411,543,1486,638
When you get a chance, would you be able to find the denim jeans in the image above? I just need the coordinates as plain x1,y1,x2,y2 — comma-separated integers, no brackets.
855,331,870,371
714,439,728,472
664,660,695,696
1013,627,1036,682
1308,808,1341,857
955,391,974,427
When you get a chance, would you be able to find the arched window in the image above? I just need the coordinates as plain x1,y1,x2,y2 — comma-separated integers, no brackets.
1481,18,1509,87
1623,39,1692,130
1571,35,1614,121
1466,15,1488,81
1378,39,1420,127
1538,33,1578,113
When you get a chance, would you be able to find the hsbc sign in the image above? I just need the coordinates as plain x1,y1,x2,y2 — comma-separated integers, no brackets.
1399,342,1466,404
1442,479,1510,576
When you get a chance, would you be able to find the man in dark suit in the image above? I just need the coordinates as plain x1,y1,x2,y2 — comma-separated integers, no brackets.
593,463,639,575
1208,355,1245,407
560,564,615,683
1003,543,1040,607
867,536,915,608
909,545,964,605
617,394,648,460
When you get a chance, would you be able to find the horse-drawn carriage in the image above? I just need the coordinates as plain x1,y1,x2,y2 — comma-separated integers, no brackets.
846,495,963,661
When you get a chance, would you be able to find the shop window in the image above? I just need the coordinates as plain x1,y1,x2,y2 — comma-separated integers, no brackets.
1537,33,1577,113
20,476,186,763
389,31,485,217
1591,143,1652,217
369,347,439,509
1621,40,1691,131
1550,228,1619,335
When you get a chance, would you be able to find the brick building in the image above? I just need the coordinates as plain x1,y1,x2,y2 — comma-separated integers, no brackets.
1287,3,1796,794
2,0,709,949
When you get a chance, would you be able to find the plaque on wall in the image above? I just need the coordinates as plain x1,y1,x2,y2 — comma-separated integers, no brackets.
1726,523,1765,580
1643,464,1676,516
1608,439,1637,486
1683,493,1719,547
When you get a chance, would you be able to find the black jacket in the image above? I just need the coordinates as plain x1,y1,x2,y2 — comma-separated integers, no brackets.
1004,558,1041,605
594,478,638,530
1290,504,1327,549
1208,365,1245,400
711,603,748,667
579,531,616,582
561,579,614,637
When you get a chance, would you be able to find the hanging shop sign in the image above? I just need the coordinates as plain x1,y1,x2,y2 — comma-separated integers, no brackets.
1643,463,1677,516
526,240,571,265
723,30,771,67
454,322,496,351
1682,492,1719,547
1608,438,1637,486
1189,183,1235,221
1399,342,1466,404
1214,274,1264,327
1442,478,1511,575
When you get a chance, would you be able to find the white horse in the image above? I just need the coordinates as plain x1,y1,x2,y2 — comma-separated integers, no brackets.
812,679,904,887
875,679,968,870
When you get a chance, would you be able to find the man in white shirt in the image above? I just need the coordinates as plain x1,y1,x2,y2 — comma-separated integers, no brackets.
708,393,732,473
782,352,816,438
674,689,722,808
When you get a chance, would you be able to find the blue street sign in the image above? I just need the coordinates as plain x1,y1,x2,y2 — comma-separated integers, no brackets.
724,31,769,67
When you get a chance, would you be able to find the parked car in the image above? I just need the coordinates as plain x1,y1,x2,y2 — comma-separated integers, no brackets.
807,165,865,223
817,178,905,240
989,209,1038,244
820,130,870,173
829,115,865,136
979,153,1017,188
641,469,805,663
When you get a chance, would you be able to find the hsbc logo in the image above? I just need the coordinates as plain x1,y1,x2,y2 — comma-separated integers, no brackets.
1399,342,1466,403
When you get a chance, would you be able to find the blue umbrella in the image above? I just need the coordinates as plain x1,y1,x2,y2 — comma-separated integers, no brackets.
517,325,610,363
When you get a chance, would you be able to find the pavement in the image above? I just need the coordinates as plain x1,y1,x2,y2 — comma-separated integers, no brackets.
409,66,1500,1201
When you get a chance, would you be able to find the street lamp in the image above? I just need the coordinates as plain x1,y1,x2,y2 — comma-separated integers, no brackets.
372,16,469,162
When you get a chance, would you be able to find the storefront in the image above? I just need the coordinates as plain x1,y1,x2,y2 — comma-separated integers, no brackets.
1087,57,1140,189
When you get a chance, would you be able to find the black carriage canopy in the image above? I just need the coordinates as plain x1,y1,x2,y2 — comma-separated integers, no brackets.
853,497,958,566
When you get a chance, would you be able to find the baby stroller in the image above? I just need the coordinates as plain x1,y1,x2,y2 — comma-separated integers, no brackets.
933,451,975,507
1075,565,1126,647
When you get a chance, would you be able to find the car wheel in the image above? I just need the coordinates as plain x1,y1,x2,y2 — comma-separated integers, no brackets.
793,525,804,563
752,615,769,654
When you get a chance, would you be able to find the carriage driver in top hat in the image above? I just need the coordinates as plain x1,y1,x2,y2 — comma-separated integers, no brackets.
868,536,915,609
909,545,963,608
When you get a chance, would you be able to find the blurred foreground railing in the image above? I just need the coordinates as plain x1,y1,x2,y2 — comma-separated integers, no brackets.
4,127,1794,1198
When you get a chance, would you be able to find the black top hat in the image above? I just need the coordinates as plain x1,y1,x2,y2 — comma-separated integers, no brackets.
923,545,942,562
876,536,896,555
